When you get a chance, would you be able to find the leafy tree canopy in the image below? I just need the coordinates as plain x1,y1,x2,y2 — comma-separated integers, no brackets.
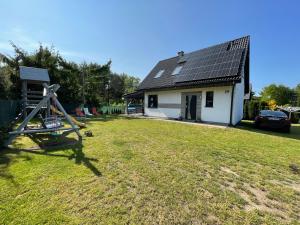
0,43,140,106
260,84,295,106
295,84,300,106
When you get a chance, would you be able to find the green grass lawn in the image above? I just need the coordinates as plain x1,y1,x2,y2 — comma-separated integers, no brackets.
1,116,300,224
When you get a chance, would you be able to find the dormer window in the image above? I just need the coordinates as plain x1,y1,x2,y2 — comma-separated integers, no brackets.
172,65,183,75
154,69,164,78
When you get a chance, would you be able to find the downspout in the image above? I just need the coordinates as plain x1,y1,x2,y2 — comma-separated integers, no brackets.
142,93,145,116
229,82,235,126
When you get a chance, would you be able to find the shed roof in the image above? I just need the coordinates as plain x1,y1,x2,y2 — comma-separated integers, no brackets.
277,106,300,113
19,66,50,82
124,90,144,99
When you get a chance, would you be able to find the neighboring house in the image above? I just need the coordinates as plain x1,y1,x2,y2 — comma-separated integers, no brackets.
127,36,250,126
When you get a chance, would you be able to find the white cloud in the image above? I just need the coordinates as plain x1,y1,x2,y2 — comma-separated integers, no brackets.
0,42,13,52
0,27,94,61
0,27,43,52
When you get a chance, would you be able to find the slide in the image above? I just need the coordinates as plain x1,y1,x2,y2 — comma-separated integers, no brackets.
50,105,86,128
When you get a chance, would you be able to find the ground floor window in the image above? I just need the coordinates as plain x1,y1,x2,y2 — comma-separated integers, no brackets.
148,95,158,108
205,91,214,107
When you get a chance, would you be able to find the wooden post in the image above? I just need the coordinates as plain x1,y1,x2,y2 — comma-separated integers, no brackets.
5,84,81,147
22,80,28,118
52,96,81,140
5,94,51,147
46,82,51,118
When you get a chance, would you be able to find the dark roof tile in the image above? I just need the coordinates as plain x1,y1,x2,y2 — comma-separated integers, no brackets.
138,36,249,90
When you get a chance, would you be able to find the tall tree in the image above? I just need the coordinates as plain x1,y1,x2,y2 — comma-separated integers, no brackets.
295,84,300,106
260,84,295,106
122,74,140,94
81,61,111,106
109,73,124,103
0,43,61,99
0,66,13,99
0,43,139,105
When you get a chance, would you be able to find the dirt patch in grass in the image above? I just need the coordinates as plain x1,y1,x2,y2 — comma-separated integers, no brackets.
220,166,239,177
221,181,289,221
290,183,300,192
206,214,221,225
270,179,300,193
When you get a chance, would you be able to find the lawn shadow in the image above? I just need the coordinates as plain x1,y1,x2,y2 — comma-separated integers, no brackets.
0,147,30,186
0,134,102,181
236,121,300,141
28,134,102,176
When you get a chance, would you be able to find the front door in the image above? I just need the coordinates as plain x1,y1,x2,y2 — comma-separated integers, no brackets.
184,94,197,120
190,95,197,120
185,95,189,119
181,92,201,121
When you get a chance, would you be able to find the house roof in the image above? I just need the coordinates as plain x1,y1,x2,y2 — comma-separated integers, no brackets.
138,36,249,91
124,90,144,99
19,66,50,82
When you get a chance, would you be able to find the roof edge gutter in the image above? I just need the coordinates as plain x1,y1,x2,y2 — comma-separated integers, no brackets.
138,78,241,93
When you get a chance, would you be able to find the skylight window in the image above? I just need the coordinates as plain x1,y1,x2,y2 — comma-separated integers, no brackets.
171,65,183,75
154,69,164,78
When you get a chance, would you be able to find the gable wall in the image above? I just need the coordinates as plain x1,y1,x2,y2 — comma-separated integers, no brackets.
232,70,245,125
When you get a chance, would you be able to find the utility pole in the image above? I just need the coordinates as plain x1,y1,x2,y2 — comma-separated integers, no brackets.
106,72,111,106
106,82,110,106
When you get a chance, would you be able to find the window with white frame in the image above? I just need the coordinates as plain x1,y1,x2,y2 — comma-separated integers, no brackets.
154,70,164,78
171,65,183,75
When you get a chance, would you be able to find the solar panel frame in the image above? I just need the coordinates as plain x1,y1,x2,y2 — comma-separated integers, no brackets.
138,36,249,90
175,47,245,83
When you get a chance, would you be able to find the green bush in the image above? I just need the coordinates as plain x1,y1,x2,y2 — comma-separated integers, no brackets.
244,99,269,120
290,113,299,124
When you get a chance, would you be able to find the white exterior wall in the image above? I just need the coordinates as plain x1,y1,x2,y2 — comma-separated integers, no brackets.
144,91,181,118
200,86,232,124
232,76,245,125
144,85,240,124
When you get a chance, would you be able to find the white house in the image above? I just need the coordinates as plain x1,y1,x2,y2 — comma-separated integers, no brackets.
126,36,250,126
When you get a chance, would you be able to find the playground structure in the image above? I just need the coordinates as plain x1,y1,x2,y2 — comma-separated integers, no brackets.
50,105,86,128
5,66,83,147
20,66,51,119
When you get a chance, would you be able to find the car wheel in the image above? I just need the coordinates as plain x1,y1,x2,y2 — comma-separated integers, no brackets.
283,126,290,133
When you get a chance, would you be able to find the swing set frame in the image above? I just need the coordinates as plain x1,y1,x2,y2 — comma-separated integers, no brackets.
5,83,82,147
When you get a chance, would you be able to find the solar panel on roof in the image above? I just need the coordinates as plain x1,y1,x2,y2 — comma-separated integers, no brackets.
138,36,249,90
175,48,244,83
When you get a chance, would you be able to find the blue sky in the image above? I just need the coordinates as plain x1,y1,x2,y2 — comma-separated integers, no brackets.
0,0,299,93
